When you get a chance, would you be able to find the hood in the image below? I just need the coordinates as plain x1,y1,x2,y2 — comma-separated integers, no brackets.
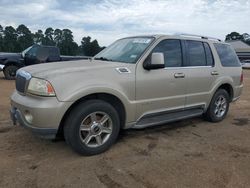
0,53,22,65
0,52,21,59
21,59,134,79
21,59,136,102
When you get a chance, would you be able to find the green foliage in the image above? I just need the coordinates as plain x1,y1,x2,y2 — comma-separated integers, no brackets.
58,29,78,55
16,24,33,50
54,28,62,46
0,25,3,51
3,26,18,52
225,32,243,41
0,24,104,56
33,30,44,44
43,27,55,46
80,36,104,56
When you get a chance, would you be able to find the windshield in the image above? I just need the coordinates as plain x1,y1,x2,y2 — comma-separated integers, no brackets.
21,45,40,57
94,37,154,64
21,46,32,57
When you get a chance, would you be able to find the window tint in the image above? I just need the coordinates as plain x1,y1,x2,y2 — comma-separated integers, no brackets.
204,43,214,66
27,45,39,56
214,43,241,67
186,41,206,66
152,39,182,67
49,47,59,56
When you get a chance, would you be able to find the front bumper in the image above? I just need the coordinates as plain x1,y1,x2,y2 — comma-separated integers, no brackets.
10,91,73,139
10,107,57,139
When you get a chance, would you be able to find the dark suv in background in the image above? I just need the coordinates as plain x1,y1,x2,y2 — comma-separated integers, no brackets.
0,44,89,79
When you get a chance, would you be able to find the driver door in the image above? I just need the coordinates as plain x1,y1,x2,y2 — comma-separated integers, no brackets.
135,39,187,120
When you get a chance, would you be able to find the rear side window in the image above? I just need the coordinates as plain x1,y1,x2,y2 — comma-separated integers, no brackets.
204,43,214,66
152,39,182,67
214,43,241,67
186,41,206,66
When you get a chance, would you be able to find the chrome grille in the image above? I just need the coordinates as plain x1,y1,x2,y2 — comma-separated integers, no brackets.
15,71,31,93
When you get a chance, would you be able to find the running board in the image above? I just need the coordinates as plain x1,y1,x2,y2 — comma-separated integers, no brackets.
132,108,204,129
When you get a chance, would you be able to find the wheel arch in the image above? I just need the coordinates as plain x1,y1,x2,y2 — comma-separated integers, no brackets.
3,60,24,70
56,93,126,138
217,83,234,102
205,82,234,112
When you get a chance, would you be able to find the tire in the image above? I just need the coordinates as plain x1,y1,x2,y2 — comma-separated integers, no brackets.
3,65,19,80
204,89,230,122
64,99,120,155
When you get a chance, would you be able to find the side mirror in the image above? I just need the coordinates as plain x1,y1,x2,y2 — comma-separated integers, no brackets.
143,52,165,70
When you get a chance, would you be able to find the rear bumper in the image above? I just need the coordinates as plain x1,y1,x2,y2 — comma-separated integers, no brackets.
232,84,243,102
10,107,57,139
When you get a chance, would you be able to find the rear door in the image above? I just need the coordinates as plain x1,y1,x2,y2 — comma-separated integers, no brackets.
184,40,218,108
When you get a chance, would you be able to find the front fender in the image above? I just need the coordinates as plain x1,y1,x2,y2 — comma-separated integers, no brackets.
57,85,136,123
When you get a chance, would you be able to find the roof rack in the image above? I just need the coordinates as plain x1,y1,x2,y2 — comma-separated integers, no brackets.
178,33,222,42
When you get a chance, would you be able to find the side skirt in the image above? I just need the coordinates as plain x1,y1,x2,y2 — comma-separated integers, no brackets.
131,107,204,129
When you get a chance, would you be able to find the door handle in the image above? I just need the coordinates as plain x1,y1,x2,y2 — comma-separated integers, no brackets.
174,73,185,78
211,71,219,75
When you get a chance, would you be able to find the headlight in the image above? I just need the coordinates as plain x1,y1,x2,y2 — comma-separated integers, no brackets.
27,77,56,96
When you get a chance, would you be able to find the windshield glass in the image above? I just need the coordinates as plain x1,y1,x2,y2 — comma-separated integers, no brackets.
26,45,39,56
21,46,32,57
94,37,154,64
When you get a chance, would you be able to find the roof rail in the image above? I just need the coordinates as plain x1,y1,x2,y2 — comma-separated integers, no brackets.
178,33,222,42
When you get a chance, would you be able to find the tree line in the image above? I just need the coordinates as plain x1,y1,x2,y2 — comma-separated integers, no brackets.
0,24,104,56
1,24,249,57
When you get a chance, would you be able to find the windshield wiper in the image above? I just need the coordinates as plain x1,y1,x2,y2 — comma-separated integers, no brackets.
94,57,113,61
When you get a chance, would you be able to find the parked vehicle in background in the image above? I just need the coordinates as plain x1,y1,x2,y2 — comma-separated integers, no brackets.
10,34,243,155
0,44,90,79
241,60,250,69
226,40,250,67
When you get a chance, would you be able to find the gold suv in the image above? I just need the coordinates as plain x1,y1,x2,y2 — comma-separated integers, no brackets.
10,34,243,155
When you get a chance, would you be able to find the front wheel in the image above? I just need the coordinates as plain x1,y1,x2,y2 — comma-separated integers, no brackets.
204,89,230,122
3,65,19,80
64,100,120,155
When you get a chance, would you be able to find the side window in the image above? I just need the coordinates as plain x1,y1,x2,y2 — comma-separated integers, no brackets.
186,41,206,66
36,47,49,62
214,43,241,67
49,47,59,56
152,39,182,67
204,43,214,66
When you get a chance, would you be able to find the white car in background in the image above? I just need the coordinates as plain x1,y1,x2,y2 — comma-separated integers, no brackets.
241,60,250,69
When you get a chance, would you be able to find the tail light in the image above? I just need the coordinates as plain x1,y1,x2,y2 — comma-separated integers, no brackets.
240,71,243,84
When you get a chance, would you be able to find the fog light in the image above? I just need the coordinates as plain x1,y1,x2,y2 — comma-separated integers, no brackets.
24,110,33,124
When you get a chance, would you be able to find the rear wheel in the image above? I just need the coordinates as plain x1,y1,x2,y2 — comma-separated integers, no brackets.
64,100,120,155
205,89,230,122
3,65,19,80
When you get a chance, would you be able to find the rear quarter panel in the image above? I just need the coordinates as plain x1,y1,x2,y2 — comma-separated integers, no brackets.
205,41,243,106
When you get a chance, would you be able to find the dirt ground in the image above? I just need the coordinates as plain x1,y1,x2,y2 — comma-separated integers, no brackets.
0,70,250,188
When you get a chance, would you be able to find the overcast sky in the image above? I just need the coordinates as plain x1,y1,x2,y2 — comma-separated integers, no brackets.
0,0,250,46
